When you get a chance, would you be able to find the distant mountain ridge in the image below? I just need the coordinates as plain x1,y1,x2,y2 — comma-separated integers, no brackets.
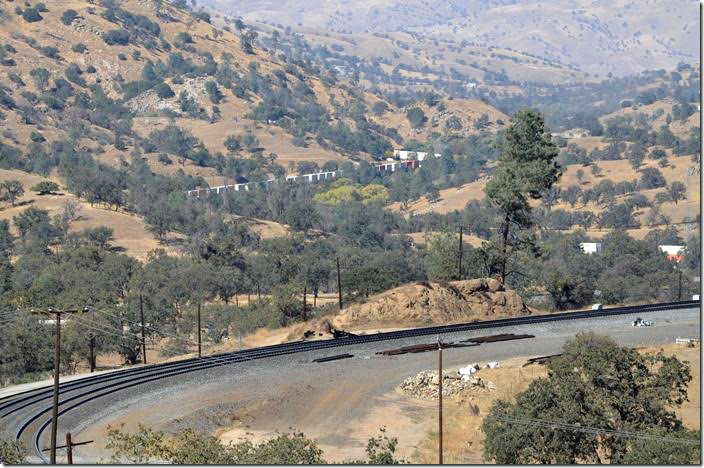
202,0,699,78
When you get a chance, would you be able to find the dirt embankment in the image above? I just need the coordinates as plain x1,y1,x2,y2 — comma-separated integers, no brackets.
338,278,530,327
282,278,531,343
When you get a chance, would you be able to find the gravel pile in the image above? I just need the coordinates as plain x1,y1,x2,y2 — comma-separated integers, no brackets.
400,370,491,400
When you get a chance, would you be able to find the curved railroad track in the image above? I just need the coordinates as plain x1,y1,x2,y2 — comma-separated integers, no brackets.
0,299,698,463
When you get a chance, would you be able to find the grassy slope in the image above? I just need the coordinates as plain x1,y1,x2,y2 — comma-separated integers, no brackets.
392,154,700,240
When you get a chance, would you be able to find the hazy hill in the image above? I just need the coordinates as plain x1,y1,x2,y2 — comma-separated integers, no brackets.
203,0,699,79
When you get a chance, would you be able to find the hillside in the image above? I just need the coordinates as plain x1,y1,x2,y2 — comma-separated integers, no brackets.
203,0,698,79
391,154,700,239
0,0,507,185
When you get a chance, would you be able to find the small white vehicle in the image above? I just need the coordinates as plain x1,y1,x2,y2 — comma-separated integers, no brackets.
632,317,654,327
591,304,603,311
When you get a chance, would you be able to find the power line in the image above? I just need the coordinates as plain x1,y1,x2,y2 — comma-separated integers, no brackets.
487,414,700,446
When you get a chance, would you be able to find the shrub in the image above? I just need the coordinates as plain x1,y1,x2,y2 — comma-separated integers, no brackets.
36,3,48,13
65,63,86,87
639,167,667,189
154,82,175,99
103,29,130,46
72,43,87,53
176,32,193,44
40,46,59,59
61,9,78,25
22,7,42,22
650,148,667,159
8,73,24,86
157,153,172,165
117,53,127,61
205,81,223,104
406,107,427,129
0,438,27,464
31,181,59,195
86,65,97,73
29,131,45,143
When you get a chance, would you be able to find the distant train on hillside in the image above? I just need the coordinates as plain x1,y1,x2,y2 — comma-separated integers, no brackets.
187,158,423,197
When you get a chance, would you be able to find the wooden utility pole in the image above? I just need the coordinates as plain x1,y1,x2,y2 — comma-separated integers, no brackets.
42,435,93,464
458,226,463,281
65,432,73,464
336,257,343,310
89,334,95,373
197,303,202,358
438,336,443,465
139,295,147,365
302,285,307,321
32,307,85,465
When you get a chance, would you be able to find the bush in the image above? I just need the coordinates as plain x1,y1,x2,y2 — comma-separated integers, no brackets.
157,153,172,165
154,82,175,99
65,63,86,87
104,29,130,46
639,167,667,189
86,65,97,73
36,3,48,12
406,107,427,129
72,43,87,53
118,53,127,61
30,131,45,143
0,438,27,464
40,46,59,59
22,7,42,22
31,181,59,195
61,9,78,25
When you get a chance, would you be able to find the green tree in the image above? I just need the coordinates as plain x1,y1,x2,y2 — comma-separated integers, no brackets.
482,333,695,464
154,82,175,99
31,181,59,195
61,9,78,25
1,180,24,206
22,7,43,22
406,107,427,129
484,109,559,283
668,181,686,204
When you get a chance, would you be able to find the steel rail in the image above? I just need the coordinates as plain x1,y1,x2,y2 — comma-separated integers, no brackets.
2,299,696,413
1,299,698,462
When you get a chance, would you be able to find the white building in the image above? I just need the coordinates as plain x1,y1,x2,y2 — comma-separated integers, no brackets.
579,242,602,254
393,150,442,161
659,245,685,262
659,245,685,256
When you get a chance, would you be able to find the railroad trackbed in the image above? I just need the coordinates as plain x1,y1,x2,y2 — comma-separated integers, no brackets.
0,300,698,462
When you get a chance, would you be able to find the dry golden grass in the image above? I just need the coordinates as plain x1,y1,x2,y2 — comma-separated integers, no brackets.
374,99,508,142
392,154,700,239
405,231,485,248
0,168,175,260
